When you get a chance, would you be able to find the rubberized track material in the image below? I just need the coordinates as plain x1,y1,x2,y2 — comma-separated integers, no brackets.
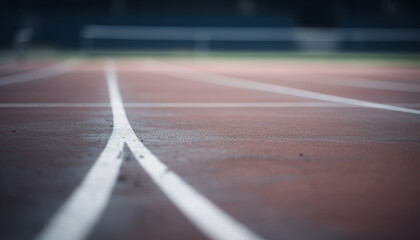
1,59,420,240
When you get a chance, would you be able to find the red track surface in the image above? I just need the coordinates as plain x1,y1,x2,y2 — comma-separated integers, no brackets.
1,59,420,240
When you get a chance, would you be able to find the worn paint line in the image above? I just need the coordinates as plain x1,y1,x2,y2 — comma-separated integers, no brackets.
0,60,78,86
274,73,420,93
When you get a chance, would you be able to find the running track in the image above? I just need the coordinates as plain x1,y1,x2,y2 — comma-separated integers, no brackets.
1,59,420,240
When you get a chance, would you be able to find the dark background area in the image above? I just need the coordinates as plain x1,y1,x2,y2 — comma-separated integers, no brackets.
1,0,420,50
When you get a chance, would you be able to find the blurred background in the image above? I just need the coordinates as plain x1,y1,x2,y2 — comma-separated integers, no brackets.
1,0,420,56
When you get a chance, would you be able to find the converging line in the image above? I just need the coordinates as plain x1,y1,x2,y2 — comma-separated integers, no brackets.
35,61,264,240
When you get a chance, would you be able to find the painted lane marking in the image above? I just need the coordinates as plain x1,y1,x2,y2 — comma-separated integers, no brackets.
264,72,420,93
34,129,126,240
35,61,130,240
1,102,420,108
0,60,78,87
107,61,265,240
314,76,420,93
35,61,264,240
0,103,111,108
144,61,420,115
126,136,264,240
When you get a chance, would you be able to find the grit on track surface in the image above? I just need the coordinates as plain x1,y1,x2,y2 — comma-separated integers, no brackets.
1,58,420,240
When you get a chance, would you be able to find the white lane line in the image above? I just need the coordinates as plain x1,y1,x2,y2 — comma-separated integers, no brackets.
107,61,265,240
34,132,125,240
270,73,420,93
0,60,78,87
35,61,128,240
0,103,110,108
127,137,264,240
2,102,420,108
36,61,264,240
317,76,420,93
144,61,420,115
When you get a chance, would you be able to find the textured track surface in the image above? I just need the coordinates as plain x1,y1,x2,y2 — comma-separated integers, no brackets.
1,59,420,240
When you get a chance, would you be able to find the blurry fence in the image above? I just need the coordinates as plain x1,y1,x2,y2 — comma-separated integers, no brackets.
80,25,420,53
